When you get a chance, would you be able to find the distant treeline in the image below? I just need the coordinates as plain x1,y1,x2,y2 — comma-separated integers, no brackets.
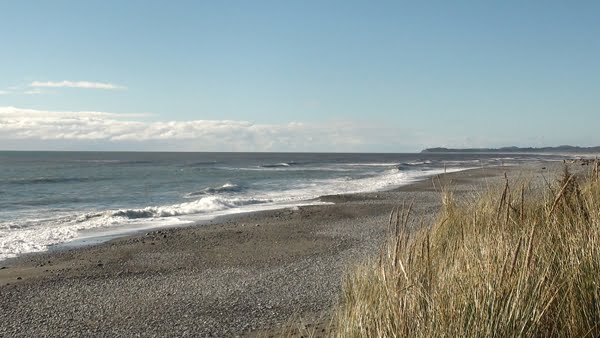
421,145,600,153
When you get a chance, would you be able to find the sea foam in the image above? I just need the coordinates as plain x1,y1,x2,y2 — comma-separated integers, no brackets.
111,195,270,219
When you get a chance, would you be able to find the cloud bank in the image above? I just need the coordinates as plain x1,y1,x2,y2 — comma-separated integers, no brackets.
0,106,417,152
30,81,126,90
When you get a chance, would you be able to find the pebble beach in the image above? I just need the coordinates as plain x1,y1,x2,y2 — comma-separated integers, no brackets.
0,162,559,337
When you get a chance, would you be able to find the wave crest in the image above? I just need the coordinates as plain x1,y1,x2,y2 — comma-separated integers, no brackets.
111,196,269,219
260,162,298,168
185,183,242,197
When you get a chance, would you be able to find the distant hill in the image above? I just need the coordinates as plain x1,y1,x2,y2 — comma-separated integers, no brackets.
421,146,600,154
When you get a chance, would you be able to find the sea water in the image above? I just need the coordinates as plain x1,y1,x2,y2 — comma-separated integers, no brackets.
0,151,563,260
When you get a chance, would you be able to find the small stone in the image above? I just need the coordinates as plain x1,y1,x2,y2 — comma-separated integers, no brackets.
16,276,22,280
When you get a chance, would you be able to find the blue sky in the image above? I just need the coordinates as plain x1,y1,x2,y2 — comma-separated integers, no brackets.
1,1,598,152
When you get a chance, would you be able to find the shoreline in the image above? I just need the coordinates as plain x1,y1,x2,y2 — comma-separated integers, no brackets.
0,161,558,336
1,166,464,264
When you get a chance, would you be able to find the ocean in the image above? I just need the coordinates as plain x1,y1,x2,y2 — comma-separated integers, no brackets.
0,151,564,261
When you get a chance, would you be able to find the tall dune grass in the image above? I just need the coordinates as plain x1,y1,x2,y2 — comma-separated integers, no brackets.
333,164,600,337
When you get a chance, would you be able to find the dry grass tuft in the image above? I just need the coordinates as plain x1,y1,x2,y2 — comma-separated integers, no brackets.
332,164,600,337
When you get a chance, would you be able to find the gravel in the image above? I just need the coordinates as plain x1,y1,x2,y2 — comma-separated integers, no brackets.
0,162,563,337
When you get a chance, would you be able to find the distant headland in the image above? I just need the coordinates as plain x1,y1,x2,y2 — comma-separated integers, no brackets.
421,145,600,154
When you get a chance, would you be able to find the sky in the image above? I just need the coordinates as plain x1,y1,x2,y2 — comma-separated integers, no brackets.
0,0,599,152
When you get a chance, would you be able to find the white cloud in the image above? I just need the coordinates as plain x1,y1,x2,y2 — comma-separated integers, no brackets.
0,90,8,95
30,81,126,90
0,106,420,152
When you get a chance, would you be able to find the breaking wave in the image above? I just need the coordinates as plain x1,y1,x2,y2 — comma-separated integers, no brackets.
185,183,242,197
110,196,270,219
260,162,299,168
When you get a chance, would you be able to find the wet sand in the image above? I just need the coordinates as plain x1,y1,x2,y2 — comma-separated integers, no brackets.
0,162,557,337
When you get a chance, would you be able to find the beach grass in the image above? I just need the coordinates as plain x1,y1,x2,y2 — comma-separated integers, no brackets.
331,163,600,337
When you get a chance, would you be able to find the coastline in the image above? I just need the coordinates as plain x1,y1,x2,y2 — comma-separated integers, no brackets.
0,161,557,336
1,166,464,262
